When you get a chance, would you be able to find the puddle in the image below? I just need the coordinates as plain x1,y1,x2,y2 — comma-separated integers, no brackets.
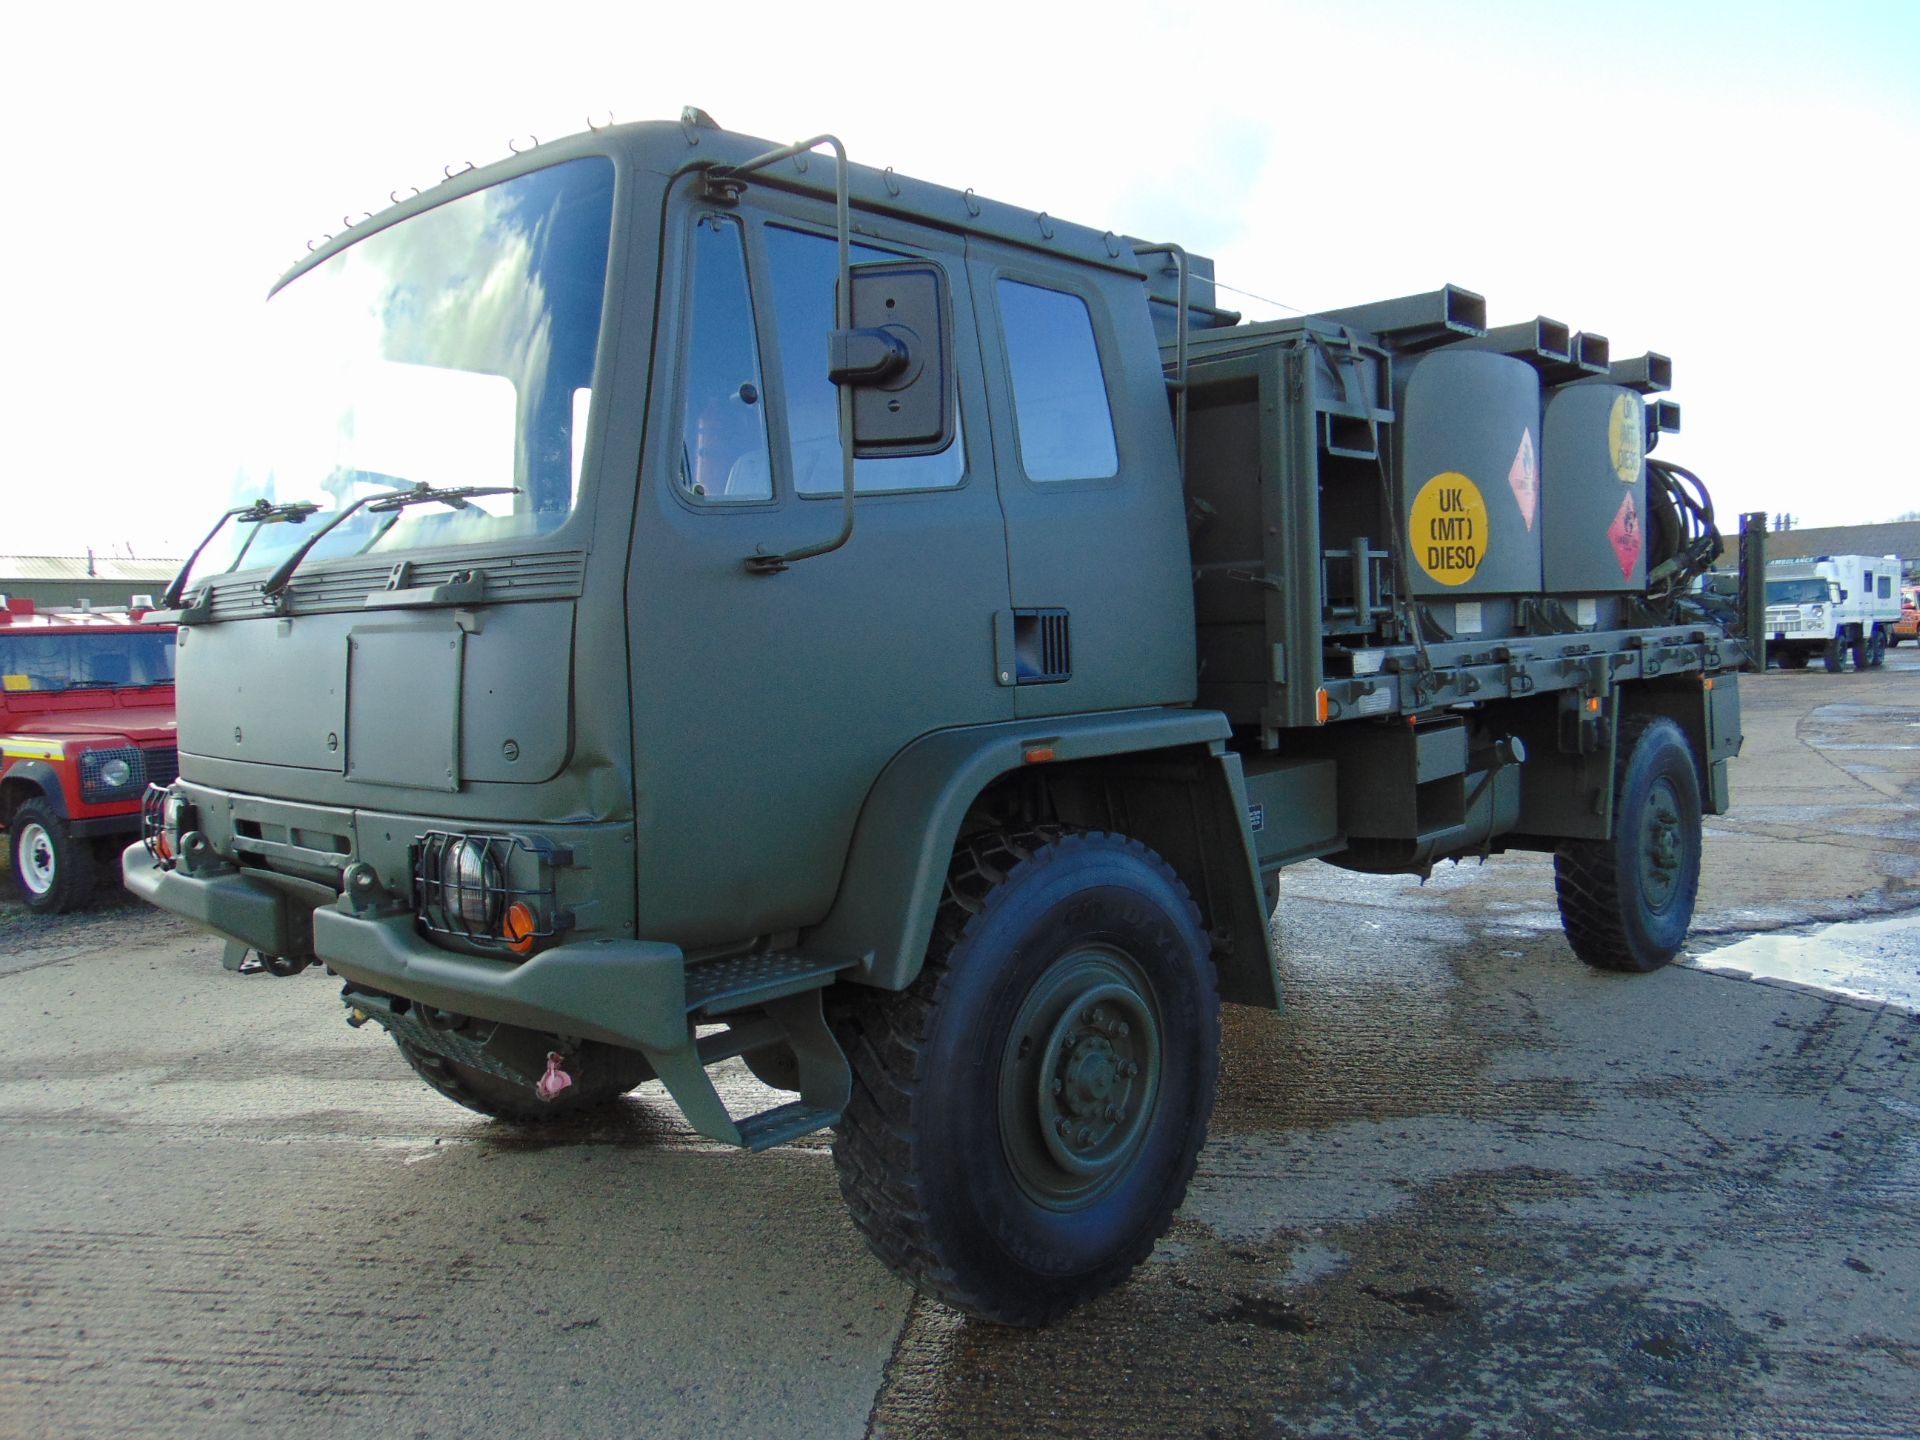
1687,911,1920,1012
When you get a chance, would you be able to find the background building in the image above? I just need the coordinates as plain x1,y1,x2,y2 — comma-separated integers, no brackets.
1718,521,1920,578
0,554,180,609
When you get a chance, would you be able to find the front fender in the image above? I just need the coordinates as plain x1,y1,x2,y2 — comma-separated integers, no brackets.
0,757,69,820
806,706,1259,992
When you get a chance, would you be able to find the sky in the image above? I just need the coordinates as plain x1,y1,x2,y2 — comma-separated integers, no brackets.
4,0,1915,559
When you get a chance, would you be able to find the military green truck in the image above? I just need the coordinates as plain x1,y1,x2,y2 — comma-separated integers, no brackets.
127,111,1755,1326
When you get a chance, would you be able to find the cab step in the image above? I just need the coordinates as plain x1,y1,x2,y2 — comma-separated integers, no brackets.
684,950,851,1016
650,950,858,1150
735,1100,842,1152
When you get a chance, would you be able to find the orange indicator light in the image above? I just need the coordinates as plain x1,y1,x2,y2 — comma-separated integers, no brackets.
503,902,538,955
1023,746,1056,765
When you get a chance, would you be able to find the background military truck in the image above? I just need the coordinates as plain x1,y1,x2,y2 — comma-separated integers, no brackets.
127,112,1752,1326
1763,554,1901,671
2,597,178,911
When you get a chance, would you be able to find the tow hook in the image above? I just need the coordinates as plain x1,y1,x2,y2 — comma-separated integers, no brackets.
535,1052,575,1102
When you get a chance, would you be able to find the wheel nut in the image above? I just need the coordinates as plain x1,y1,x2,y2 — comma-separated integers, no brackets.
1114,1021,1130,1038
1104,1104,1120,1122
1051,1077,1064,1095
1077,1126,1092,1147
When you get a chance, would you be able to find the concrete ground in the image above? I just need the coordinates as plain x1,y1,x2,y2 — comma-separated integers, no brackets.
3,654,1918,1439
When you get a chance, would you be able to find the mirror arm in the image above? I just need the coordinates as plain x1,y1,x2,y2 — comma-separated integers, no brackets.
713,135,857,576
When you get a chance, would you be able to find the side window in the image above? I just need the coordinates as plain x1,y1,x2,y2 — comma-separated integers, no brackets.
996,279,1119,482
1879,575,1892,600
677,215,771,502
764,225,964,495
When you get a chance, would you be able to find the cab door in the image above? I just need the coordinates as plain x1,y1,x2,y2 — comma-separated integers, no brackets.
626,183,1010,949
966,241,1196,718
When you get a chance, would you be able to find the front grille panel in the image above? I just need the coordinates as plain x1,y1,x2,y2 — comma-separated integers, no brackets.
203,549,587,620
141,744,179,789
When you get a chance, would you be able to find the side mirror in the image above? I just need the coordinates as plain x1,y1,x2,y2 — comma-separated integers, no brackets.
829,260,954,458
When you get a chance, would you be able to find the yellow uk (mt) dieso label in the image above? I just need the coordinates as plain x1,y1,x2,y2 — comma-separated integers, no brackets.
1608,393,1643,484
1411,472,1487,587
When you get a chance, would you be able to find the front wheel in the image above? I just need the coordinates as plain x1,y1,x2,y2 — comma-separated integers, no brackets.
1555,715,1703,972
832,829,1220,1326
9,798,96,913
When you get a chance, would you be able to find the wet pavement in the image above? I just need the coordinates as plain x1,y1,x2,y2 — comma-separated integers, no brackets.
3,654,1919,1438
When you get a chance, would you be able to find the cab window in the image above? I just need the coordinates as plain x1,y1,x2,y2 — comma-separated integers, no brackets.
996,279,1119,482
677,215,772,502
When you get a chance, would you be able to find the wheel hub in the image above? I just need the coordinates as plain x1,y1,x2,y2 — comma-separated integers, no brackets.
999,956,1162,1208
17,822,55,895
1640,779,1684,910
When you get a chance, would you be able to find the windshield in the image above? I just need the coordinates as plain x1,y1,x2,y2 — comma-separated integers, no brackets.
1766,578,1831,604
192,157,615,587
1,632,176,693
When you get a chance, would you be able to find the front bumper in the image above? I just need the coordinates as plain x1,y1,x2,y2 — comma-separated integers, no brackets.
123,843,689,1053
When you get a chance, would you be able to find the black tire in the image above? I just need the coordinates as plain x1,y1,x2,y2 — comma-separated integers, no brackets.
1778,650,1808,670
9,798,96,913
832,829,1219,1326
1823,637,1846,673
1851,631,1871,671
395,1029,653,1121
1555,715,1703,972
1868,630,1887,669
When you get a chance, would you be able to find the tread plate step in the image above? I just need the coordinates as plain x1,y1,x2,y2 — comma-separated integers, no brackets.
735,1101,841,1152
684,951,850,1016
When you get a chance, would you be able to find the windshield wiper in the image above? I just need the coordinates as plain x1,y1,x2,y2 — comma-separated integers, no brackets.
260,483,519,599
163,498,321,607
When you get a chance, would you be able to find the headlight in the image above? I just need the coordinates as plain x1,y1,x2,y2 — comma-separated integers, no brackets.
439,837,502,931
413,830,568,954
80,747,146,802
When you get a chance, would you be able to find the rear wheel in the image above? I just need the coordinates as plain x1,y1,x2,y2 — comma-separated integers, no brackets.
1868,629,1887,669
1555,715,1703,973
1851,630,1872,671
9,799,95,914
832,829,1219,1326
1823,637,1846,673
395,1028,654,1121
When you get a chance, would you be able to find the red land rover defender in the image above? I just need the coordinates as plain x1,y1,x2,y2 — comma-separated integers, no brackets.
1,598,177,912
